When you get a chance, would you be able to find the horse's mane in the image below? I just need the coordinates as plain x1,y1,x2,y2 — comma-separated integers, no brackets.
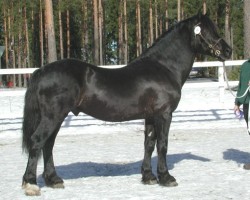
138,15,197,59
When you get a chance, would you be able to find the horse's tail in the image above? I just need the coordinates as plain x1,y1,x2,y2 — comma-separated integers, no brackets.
22,70,42,154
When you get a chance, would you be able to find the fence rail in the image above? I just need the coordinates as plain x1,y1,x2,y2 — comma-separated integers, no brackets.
0,59,247,102
0,60,247,75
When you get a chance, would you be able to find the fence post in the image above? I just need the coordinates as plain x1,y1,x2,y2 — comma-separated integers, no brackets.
218,65,224,103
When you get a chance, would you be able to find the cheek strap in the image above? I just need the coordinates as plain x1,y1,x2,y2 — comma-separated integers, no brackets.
194,24,222,56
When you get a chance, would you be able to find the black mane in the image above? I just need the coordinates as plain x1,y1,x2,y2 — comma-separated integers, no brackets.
139,14,198,59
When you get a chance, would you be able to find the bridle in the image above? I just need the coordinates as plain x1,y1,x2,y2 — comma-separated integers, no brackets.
194,23,222,57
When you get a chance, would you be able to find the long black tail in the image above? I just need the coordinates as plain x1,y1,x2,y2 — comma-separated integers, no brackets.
22,70,42,154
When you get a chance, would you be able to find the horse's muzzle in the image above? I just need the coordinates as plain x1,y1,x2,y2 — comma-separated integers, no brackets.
219,40,232,61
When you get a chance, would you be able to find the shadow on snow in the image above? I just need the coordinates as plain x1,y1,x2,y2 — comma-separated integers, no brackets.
37,153,210,187
223,148,250,164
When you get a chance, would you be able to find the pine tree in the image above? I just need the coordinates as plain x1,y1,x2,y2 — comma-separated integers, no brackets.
244,0,250,58
45,0,57,63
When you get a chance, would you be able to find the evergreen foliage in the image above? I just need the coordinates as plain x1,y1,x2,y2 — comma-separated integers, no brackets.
0,0,245,68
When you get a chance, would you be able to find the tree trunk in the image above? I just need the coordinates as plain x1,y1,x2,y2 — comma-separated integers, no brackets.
93,0,99,64
18,4,22,87
45,0,57,63
1,6,7,84
124,0,128,64
3,6,8,70
181,0,184,20
118,0,124,64
244,0,250,58
155,0,158,39
82,0,89,61
149,0,153,46
10,4,16,87
136,0,142,56
165,0,168,30
159,17,162,35
225,0,232,76
98,0,103,65
66,9,70,58
177,0,181,21
225,0,230,45
203,0,206,14
11,34,16,87
23,1,29,87
40,0,44,66
24,2,30,68
59,0,64,59
176,0,184,20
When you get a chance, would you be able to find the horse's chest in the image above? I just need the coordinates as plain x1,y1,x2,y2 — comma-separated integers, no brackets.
138,88,179,115
138,88,159,114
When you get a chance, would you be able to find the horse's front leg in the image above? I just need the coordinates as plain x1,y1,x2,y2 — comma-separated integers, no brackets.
155,113,178,187
141,118,157,184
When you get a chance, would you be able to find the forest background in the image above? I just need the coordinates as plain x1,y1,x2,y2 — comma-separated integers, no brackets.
0,0,249,87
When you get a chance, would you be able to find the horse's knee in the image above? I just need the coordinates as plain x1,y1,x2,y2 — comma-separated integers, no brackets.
157,144,167,155
144,126,156,151
145,139,156,153
156,138,167,153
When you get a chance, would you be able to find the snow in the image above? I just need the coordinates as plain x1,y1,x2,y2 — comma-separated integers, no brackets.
1,81,250,199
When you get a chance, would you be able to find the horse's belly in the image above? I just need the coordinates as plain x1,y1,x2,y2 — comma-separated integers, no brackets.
77,96,169,122
76,86,180,122
79,101,140,122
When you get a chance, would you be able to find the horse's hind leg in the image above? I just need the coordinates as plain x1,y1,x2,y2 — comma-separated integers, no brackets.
42,123,64,188
141,118,158,184
22,115,67,195
22,146,41,196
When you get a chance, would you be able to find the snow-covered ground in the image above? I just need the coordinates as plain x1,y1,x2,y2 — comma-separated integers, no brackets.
1,81,250,200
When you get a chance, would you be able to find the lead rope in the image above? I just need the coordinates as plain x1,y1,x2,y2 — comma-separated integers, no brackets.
223,61,250,134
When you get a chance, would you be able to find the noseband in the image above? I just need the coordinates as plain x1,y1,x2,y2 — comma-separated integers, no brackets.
194,24,222,56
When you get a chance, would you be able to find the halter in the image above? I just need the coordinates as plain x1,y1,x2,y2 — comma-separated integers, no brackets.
194,24,222,57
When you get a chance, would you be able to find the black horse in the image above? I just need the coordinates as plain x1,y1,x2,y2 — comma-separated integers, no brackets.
22,13,231,196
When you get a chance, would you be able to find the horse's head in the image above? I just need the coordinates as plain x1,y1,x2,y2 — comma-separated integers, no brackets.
191,12,232,61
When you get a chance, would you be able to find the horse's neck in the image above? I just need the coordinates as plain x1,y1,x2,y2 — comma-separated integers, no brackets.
140,25,196,85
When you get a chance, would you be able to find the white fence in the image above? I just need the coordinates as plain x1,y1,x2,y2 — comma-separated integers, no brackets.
0,60,247,102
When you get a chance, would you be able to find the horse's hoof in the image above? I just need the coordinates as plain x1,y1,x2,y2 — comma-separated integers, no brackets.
158,174,178,187
22,182,41,196
50,182,65,189
160,180,178,187
142,171,158,185
43,173,64,189
143,179,158,185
